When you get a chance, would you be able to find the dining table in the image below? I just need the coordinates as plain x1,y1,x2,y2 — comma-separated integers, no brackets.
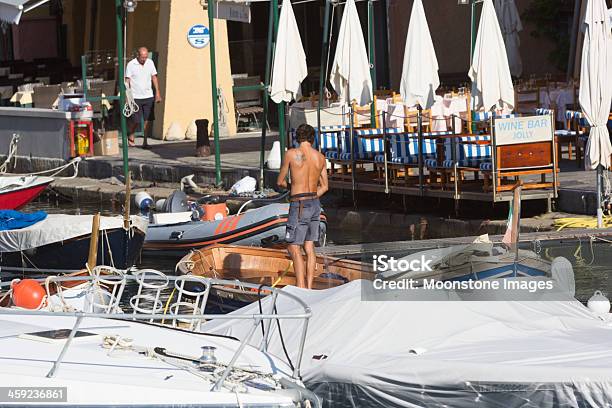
383,94,468,133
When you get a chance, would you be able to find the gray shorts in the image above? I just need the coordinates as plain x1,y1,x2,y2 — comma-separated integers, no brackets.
131,97,155,126
285,198,321,245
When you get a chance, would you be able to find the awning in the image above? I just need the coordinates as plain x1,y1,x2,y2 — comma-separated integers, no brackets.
0,0,49,25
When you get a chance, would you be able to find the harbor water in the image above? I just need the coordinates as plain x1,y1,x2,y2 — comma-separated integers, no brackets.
19,193,612,304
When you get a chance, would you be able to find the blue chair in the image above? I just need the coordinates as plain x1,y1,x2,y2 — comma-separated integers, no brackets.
535,108,587,163
326,127,393,180
373,131,439,185
426,134,491,189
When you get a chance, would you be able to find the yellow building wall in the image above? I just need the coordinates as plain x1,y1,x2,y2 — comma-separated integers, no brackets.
154,0,237,139
127,1,160,57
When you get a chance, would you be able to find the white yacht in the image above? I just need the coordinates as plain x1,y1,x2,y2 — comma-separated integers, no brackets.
0,270,318,407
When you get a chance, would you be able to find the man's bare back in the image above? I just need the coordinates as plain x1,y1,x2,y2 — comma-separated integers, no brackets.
284,145,327,197
276,124,328,289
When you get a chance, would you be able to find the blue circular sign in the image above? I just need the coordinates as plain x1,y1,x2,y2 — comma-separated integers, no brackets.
187,24,210,49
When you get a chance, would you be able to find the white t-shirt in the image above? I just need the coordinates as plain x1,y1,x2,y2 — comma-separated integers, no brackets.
125,58,157,99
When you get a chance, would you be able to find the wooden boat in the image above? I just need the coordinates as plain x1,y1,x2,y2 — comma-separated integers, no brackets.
177,244,374,311
0,214,147,274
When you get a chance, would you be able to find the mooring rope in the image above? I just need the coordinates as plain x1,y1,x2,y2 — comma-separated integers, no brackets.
0,134,19,173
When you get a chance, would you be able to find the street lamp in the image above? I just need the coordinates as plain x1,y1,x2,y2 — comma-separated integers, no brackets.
123,0,137,12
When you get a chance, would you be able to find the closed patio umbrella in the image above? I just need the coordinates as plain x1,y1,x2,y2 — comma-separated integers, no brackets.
329,0,372,106
469,0,514,112
494,0,523,78
270,0,308,104
399,0,439,109
579,0,612,226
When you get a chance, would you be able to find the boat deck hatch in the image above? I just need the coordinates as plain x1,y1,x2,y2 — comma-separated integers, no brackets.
19,329,98,343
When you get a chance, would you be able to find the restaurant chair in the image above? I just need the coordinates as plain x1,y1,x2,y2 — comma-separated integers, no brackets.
391,93,403,104
352,99,378,128
566,110,588,166
32,84,61,109
234,76,268,131
374,130,438,186
515,88,541,116
535,108,582,163
426,134,491,191
403,107,431,133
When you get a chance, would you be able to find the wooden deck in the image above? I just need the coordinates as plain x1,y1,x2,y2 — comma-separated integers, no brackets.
329,160,599,209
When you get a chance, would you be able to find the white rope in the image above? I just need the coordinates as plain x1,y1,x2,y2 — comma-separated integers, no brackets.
1,157,81,179
123,84,139,118
603,169,611,198
0,134,19,173
217,87,229,128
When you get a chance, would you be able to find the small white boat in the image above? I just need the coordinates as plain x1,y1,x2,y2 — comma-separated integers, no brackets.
0,271,318,407
378,242,550,282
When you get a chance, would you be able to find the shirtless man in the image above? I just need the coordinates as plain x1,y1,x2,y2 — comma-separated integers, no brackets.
277,124,328,289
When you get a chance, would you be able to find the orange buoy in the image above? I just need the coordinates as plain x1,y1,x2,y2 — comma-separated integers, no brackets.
11,279,46,310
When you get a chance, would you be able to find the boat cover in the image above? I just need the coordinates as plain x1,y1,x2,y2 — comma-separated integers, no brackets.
204,279,612,407
0,214,148,252
0,210,47,231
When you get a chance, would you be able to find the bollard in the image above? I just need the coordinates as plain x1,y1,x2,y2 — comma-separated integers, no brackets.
195,119,211,157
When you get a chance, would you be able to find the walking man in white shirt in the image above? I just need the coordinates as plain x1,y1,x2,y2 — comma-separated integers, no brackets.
125,46,162,146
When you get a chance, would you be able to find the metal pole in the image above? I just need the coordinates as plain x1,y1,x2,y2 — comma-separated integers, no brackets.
567,0,582,82
470,0,476,62
417,105,424,196
349,105,356,201
81,55,88,99
469,0,478,135
491,112,497,201
46,315,83,378
272,0,285,164
368,0,376,125
317,0,332,141
382,114,389,194
259,0,276,191
597,165,604,228
115,0,129,181
208,0,222,186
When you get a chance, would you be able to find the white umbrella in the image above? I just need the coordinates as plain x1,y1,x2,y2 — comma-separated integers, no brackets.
270,0,308,104
0,0,28,25
399,0,439,109
468,0,515,112
329,0,372,106
494,0,523,78
580,0,612,171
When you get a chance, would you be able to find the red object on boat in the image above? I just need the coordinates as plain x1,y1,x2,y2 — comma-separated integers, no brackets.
11,279,47,309
0,176,53,210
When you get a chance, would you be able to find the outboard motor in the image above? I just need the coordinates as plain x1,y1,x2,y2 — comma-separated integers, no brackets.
163,190,190,213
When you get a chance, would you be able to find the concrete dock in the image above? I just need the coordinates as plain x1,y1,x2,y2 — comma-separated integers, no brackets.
1,131,606,216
